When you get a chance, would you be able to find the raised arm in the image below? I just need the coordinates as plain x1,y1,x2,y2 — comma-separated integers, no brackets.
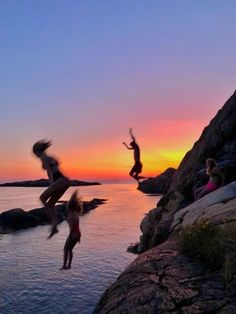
129,128,136,142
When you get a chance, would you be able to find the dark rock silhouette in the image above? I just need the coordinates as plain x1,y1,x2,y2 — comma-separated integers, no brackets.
0,198,106,233
0,179,101,187
138,90,236,252
137,167,176,194
94,91,236,313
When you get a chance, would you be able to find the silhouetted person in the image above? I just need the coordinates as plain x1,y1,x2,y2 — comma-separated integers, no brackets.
61,190,82,270
123,128,144,182
194,158,224,200
32,139,70,238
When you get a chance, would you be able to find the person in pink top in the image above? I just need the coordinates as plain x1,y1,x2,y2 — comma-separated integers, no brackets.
194,158,224,200
61,190,83,270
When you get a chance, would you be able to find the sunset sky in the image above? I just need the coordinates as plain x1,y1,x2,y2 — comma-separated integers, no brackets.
1,1,236,183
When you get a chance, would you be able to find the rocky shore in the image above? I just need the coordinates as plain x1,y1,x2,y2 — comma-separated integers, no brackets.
94,91,236,313
0,198,106,233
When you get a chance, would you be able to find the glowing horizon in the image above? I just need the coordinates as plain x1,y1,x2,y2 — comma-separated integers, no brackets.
0,117,213,183
1,2,235,183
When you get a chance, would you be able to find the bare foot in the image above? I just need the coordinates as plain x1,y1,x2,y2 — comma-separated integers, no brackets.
48,226,59,239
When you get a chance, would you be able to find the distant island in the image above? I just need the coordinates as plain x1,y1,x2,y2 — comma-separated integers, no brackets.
0,178,101,187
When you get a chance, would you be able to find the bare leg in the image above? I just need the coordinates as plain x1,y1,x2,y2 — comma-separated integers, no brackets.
40,180,69,238
197,188,211,200
194,186,205,200
129,170,139,182
66,240,78,269
46,198,59,238
61,248,69,270
40,188,58,237
67,250,73,269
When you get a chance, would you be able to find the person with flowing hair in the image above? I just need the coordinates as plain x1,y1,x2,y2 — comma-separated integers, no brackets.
61,190,82,270
194,158,224,200
32,139,70,238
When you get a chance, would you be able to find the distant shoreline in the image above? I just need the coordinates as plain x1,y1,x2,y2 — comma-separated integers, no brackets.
0,178,101,187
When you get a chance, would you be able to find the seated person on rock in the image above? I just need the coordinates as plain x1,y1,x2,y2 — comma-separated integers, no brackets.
194,158,224,200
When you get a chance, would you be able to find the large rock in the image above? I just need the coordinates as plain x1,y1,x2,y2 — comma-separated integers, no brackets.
137,91,236,252
0,198,106,233
95,184,236,312
0,208,41,231
95,238,236,313
171,181,236,232
138,167,176,194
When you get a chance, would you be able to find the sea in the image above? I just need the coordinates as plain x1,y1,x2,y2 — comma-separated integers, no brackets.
0,183,160,314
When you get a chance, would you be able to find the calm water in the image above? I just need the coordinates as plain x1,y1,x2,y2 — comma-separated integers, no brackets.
0,184,160,314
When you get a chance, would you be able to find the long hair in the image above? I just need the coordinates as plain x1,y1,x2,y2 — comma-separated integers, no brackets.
32,139,52,155
206,158,217,174
67,190,83,215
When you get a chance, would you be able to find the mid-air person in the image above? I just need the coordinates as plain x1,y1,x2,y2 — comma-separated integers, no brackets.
61,190,82,270
123,128,144,182
32,139,70,238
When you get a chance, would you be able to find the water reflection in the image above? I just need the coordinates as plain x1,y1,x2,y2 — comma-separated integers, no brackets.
0,184,160,314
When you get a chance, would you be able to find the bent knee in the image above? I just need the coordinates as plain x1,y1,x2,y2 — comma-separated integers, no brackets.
39,195,47,205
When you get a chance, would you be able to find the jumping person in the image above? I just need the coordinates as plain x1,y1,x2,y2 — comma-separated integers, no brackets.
123,128,144,182
194,158,224,200
32,139,70,238
61,190,82,270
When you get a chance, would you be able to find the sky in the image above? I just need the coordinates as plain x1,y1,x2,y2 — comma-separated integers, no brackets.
0,1,236,183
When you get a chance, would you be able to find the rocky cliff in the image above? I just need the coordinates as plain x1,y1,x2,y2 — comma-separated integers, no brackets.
94,91,236,313
95,172,236,314
137,90,236,253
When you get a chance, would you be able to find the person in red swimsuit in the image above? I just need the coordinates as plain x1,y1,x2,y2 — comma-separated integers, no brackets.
61,190,82,270
194,158,224,200
32,139,70,238
123,128,144,182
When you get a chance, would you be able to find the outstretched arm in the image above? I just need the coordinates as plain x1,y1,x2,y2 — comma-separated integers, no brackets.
123,142,133,150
